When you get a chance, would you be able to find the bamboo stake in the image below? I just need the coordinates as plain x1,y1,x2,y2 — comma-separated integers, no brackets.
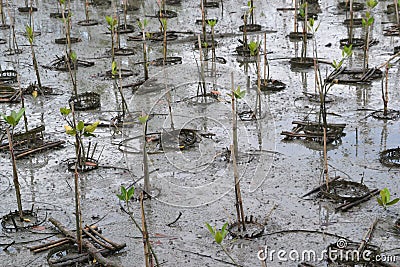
231,73,246,232
140,192,152,267
70,103,82,254
6,128,23,219
358,218,378,254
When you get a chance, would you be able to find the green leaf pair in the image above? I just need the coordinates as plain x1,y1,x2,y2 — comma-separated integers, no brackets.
248,41,260,56
0,108,25,127
229,86,246,100
207,19,217,27
139,115,149,125
376,188,399,210
117,185,135,202
105,15,117,30
205,222,228,244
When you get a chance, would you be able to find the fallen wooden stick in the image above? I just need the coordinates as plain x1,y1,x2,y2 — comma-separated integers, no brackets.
14,140,65,159
81,228,114,250
49,217,125,267
85,225,125,250
358,218,378,254
32,239,71,254
335,189,379,212
302,176,341,198
29,237,71,253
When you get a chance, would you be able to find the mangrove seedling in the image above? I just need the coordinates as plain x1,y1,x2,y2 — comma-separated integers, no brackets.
60,107,100,169
376,188,399,210
106,15,118,64
205,222,239,266
139,114,150,194
207,19,217,62
160,18,168,63
248,40,260,57
137,19,149,80
308,17,352,190
117,186,159,266
1,108,26,219
362,0,378,74
229,77,246,231
26,25,42,90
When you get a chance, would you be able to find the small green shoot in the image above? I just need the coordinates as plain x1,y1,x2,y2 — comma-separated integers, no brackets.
299,3,307,19
0,108,26,127
105,15,117,31
332,45,352,70
228,86,246,100
139,114,149,125
205,222,239,266
362,12,374,27
60,108,99,137
366,0,378,9
207,19,217,28
137,18,148,29
377,188,399,210
206,222,228,244
111,61,118,78
117,185,135,203
70,51,77,62
248,40,260,56
26,25,34,44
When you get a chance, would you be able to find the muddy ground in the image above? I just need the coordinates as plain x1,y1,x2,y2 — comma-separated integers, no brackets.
1,0,400,266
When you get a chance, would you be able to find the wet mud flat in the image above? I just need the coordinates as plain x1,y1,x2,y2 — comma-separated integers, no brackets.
0,0,400,266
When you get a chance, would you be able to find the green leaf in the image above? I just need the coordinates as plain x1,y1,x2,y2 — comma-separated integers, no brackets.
366,0,378,8
105,16,113,26
205,223,215,236
84,121,100,134
60,107,71,116
368,17,374,26
381,188,390,204
5,116,16,126
161,18,167,29
139,115,149,124
207,19,217,27
15,108,26,124
26,25,33,44
221,222,228,238
111,61,118,78
233,86,246,99
215,231,223,244
387,198,400,206
362,18,367,27
376,197,383,207
64,125,76,136
127,186,135,200
248,41,260,56
77,121,85,131
309,18,314,28
70,51,77,62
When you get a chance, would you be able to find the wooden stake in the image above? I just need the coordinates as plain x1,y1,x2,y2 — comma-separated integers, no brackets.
6,128,23,219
